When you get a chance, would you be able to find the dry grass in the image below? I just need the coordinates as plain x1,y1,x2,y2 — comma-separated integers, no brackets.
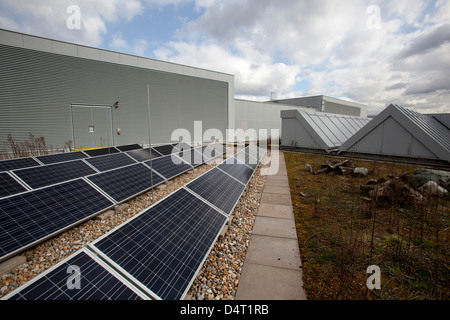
285,152,449,300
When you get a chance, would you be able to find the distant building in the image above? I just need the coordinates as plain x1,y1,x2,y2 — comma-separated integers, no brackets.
271,95,367,118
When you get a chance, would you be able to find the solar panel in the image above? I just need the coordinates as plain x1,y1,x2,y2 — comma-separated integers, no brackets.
126,148,162,162
0,179,114,262
172,142,192,151
12,160,97,190
4,249,146,300
234,145,265,169
91,188,227,300
0,172,28,198
217,159,255,185
202,143,225,161
115,144,142,152
177,148,204,167
86,163,165,203
36,151,88,165
185,167,245,216
144,154,192,180
84,152,136,172
0,157,41,172
152,144,179,156
83,147,120,157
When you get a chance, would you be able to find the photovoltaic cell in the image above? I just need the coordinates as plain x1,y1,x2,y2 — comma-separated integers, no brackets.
126,148,162,162
115,144,142,152
5,249,145,300
152,144,179,156
234,146,264,169
0,179,114,261
91,188,227,300
0,157,41,172
202,143,225,161
86,163,164,203
83,147,120,157
144,154,192,180
177,148,204,167
12,160,97,189
36,151,88,165
85,152,136,172
172,142,192,151
185,168,245,215
0,172,27,198
217,160,255,185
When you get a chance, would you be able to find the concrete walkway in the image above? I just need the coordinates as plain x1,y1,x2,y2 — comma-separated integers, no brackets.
236,151,307,300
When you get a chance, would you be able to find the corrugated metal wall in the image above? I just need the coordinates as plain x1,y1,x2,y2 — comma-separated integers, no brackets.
0,44,228,151
234,99,309,142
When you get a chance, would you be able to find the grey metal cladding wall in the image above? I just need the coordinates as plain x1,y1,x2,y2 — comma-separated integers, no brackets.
0,44,228,150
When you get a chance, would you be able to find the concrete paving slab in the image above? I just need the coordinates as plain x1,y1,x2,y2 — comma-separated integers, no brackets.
263,185,291,195
245,234,301,270
264,178,290,187
261,193,292,206
257,203,294,219
236,264,306,300
265,174,289,182
252,216,297,239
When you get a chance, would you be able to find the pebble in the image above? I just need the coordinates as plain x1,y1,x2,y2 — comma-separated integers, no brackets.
0,153,270,300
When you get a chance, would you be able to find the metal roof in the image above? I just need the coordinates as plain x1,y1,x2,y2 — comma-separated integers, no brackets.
281,109,371,151
339,104,450,163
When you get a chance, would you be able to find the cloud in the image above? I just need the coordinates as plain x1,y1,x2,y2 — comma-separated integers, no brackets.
154,40,300,96
398,23,450,58
1,0,449,114
0,0,143,46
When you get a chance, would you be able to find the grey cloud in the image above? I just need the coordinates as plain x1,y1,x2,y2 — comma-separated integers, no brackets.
403,76,450,95
398,23,450,58
385,82,408,91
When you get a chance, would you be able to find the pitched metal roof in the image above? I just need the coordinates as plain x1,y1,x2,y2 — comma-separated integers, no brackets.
281,110,371,151
339,104,450,163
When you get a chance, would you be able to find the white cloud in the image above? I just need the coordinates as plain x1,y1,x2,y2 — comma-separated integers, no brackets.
1,0,448,113
0,0,143,46
152,0,450,113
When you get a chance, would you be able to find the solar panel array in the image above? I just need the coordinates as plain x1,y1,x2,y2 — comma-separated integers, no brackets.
0,179,115,261
5,249,146,300
3,144,266,300
0,142,224,264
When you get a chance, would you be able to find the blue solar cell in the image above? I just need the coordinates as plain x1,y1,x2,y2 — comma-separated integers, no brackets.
83,147,120,157
185,168,245,215
5,250,145,300
0,157,40,172
86,163,164,203
0,179,114,262
0,172,27,198
152,144,179,156
115,144,142,152
91,188,226,300
217,160,254,185
144,154,192,180
177,148,204,167
85,152,136,172
12,160,97,189
126,148,162,162
36,151,88,165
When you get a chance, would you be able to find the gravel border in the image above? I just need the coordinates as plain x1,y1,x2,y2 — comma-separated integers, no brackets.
0,152,270,300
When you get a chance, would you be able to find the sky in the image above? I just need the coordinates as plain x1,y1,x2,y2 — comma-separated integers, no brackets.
0,0,449,115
